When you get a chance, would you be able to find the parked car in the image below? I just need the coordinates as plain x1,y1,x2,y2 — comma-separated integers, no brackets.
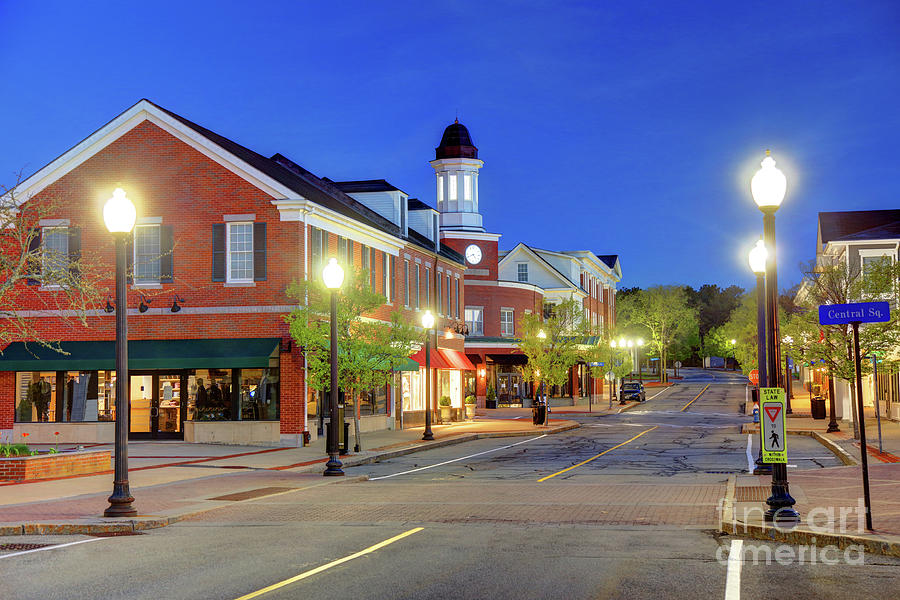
620,382,646,402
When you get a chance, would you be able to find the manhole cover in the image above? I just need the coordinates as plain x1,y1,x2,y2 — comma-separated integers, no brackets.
735,486,772,502
208,486,296,501
0,543,52,551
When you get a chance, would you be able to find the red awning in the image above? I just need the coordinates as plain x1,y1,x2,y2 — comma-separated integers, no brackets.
409,347,452,369
438,349,476,370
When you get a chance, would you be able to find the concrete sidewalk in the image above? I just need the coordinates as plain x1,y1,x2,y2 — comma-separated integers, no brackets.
0,416,578,536
729,380,900,557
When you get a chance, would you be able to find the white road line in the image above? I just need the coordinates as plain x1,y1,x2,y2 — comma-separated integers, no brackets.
369,435,548,480
724,539,743,600
646,387,672,401
0,537,105,560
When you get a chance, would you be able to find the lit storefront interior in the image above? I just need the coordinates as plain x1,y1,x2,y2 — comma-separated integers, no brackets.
400,347,474,427
5,339,281,444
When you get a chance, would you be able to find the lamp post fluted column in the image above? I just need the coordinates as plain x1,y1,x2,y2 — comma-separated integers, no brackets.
103,188,137,517
749,240,772,475
323,258,344,476
105,231,136,516
422,311,435,441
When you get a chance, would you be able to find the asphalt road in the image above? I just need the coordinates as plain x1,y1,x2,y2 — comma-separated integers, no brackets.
2,370,897,600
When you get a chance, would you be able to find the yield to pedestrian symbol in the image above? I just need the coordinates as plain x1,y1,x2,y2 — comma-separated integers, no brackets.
760,387,787,463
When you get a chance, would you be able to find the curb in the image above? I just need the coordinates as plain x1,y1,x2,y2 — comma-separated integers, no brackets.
720,518,900,559
616,402,641,414
0,423,578,536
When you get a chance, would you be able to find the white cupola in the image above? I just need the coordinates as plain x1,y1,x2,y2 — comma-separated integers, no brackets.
430,120,485,232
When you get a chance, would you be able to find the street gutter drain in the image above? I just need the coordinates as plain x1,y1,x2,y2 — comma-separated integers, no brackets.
208,486,296,501
734,486,772,502
0,543,52,551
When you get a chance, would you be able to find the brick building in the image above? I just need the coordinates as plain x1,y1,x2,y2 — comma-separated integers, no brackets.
431,122,623,407
1,100,469,446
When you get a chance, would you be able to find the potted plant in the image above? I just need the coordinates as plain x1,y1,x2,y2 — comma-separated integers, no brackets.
439,396,453,422
464,394,477,420
486,385,497,410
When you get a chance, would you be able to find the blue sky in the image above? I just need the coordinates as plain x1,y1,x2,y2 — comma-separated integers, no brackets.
1,1,897,290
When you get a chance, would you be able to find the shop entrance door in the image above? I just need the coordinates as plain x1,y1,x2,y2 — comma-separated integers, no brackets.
497,374,521,407
129,372,187,440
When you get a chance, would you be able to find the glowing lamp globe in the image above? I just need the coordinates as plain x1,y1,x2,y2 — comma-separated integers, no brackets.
610,340,617,348
750,151,787,212
103,188,136,233
748,239,767,274
637,338,644,347
730,339,737,346
322,258,344,289
627,340,634,348
422,310,435,329
537,329,547,339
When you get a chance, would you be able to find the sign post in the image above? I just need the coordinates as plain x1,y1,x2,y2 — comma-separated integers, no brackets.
818,301,890,531
760,387,787,464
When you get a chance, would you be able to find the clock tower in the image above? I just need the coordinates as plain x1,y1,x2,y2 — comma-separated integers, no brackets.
431,120,501,281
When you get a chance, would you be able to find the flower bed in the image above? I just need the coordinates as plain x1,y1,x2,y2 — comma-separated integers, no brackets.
0,450,112,482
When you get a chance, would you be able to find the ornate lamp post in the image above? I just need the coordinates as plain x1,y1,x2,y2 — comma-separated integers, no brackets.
728,339,737,370
322,258,345,476
537,329,549,424
782,335,794,414
636,339,644,384
748,239,771,475
608,340,618,406
751,150,798,522
422,310,435,440
103,188,137,517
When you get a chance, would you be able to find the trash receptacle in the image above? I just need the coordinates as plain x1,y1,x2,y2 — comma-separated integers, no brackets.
532,400,546,425
811,396,826,420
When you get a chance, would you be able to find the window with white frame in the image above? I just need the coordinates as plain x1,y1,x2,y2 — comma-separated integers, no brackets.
436,274,442,314
382,253,389,302
404,260,410,307
227,222,253,282
415,264,420,310
134,225,161,283
448,172,457,201
464,174,472,200
500,308,514,337
517,263,528,282
41,227,69,281
465,307,484,336
437,175,444,205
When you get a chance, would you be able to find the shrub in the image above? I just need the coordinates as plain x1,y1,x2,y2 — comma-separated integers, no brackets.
464,395,476,404
439,396,451,407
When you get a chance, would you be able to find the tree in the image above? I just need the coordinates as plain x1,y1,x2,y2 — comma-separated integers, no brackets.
617,286,698,383
782,258,900,435
517,297,585,410
684,284,744,365
711,293,758,375
285,266,419,448
0,180,103,350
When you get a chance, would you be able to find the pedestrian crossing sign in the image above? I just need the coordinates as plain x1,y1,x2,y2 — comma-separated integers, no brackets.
760,387,787,463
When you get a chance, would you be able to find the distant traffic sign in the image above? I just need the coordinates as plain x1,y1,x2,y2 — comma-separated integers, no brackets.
749,369,759,386
761,387,787,463
819,302,890,325
675,361,682,368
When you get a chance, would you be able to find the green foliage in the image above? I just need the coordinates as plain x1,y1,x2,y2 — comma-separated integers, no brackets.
1,443,30,457
617,286,698,382
285,266,420,399
782,258,900,382
710,292,759,375
517,297,587,389
439,395,451,407
486,385,496,402
464,394,476,404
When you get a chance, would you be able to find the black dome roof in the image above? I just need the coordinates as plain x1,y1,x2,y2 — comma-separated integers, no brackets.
435,121,478,160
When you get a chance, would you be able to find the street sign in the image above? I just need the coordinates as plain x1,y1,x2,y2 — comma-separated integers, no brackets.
749,369,759,386
761,387,787,463
675,361,682,368
819,302,891,325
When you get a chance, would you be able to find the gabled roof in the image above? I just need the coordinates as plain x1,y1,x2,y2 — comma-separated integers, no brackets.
407,198,435,211
831,220,900,242
500,243,586,293
818,210,900,247
597,254,618,269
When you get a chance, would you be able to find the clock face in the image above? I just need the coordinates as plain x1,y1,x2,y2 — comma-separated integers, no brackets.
465,244,483,265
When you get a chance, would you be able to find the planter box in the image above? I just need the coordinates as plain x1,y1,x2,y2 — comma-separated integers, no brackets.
891,404,900,421
184,421,280,445
0,450,111,482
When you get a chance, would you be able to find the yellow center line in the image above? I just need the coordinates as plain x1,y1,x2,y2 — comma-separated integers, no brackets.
538,426,659,482
680,384,710,412
234,527,424,600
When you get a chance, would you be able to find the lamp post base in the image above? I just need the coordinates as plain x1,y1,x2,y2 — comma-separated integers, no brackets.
827,421,840,433
104,484,136,517
422,430,435,441
323,454,344,476
764,482,799,522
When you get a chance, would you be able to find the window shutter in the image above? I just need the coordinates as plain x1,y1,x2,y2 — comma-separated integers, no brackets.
26,228,41,285
160,225,174,283
125,234,134,284
212,223,225,282
253,222,267,281
67,227,81,280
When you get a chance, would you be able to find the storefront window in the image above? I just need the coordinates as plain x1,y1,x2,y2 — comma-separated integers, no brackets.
239,368,279,421
191,369,233,421
437,370,462,408
401,370,423,412
359,385,388,416
15,371,104,423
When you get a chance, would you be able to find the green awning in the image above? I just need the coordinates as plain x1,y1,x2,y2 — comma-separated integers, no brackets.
0,338,281,372
395,357,421,372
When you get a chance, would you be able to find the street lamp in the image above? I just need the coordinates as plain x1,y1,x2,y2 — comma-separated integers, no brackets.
782,335,794,414
751,150,797,522
536,329,548,424
636,339,644,383
103,188,137,517
749,240,771,475
729,339,737,371
422,310,435,441
322,258,345,476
